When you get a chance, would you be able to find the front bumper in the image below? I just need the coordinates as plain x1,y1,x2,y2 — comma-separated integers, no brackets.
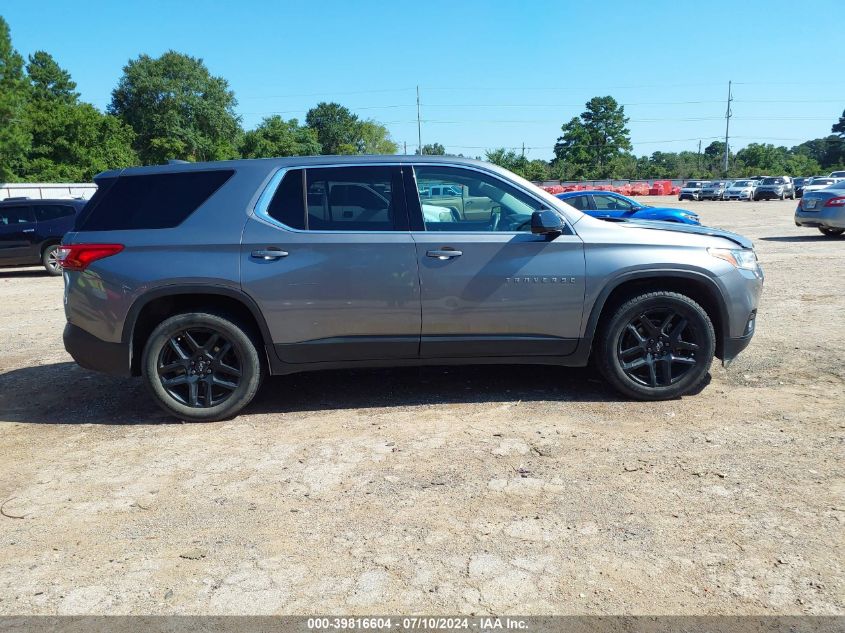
717,267,763,363
63,322,132,376
795,206,845,229
756,190,784,200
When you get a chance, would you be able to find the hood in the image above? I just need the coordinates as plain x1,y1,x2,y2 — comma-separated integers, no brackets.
611,218,753,249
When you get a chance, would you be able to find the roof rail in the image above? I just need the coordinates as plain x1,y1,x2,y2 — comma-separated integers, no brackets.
1,196,30,201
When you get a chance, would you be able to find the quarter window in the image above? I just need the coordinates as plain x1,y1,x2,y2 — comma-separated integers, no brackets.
413,166,543,232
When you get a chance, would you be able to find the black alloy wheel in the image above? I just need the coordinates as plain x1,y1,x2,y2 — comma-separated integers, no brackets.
157,327,242,408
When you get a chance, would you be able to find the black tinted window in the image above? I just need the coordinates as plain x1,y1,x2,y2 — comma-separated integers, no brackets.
78,170,233,231
304,166,404,231
266,169,305,229
35,204,75,221
0,206,35,225
566,195,590,211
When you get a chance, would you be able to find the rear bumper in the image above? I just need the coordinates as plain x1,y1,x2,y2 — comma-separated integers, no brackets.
795,207,845,229
63,322,131,376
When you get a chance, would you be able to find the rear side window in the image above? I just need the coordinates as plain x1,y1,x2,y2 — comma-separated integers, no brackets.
305,166,405,231
77,170,233,231
35,204,75,221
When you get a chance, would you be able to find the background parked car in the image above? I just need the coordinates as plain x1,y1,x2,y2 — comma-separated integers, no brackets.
700,180,730,200
0,198,86,275
793,177,809,198
725,179,758,201
754,176,795,201
801,177,843,196
829,170,845,178
795,180,845,237
556,190,700,224
678,180,710,201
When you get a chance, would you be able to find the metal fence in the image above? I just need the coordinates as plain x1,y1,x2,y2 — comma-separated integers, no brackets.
0,182,97,201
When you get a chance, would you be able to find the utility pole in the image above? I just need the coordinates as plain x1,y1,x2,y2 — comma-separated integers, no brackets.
697,139,702,171
521,142,525,159
416,85,423,155
403,141,407,155
723,80,732,176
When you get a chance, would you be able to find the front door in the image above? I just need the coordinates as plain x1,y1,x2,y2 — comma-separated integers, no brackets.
408,165,586,359
0,205,38,264
240,165,421,364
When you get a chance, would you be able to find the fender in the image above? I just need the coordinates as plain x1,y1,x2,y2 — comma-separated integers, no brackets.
577,268,731,360
121,284,281,372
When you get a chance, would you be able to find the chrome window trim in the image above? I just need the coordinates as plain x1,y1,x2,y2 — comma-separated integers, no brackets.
252,163,410,234
252,160,576,235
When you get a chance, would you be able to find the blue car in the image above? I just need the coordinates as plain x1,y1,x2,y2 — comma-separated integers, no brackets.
556,190,701,225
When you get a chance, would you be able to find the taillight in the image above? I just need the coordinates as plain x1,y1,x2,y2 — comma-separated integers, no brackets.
824,196,845,207
57,244,124,271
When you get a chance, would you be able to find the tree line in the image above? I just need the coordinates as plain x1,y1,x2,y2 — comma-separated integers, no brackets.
1,16,843,184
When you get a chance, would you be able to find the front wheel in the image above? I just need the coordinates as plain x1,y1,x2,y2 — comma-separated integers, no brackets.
42,244,62,276
819,227,845,237
596,291,715,400
142,311,264,421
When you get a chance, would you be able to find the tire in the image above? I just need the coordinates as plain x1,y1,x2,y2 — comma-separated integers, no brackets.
819,227,845,237
41,244,62,276
142,311,264,422
596,291,715,400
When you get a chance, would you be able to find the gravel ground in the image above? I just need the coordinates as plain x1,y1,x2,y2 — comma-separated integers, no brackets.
0,197,842,615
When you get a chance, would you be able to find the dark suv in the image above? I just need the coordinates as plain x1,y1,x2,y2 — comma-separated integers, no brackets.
61,157,763,421
0,198,87,275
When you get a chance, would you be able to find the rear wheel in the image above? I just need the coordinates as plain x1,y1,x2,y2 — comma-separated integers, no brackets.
819,227,845,237
597,291,715,400
42,244,62,276
142,311,263,421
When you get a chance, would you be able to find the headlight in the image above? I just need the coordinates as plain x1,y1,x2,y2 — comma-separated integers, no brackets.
709,247,759,271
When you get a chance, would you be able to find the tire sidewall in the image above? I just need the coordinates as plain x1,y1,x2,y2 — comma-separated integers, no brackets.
142,312,263,421
600,294,715,400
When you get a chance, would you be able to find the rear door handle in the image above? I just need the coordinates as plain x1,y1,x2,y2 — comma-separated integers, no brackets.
251,248,289,260
22,228,35,233
426,249,463,260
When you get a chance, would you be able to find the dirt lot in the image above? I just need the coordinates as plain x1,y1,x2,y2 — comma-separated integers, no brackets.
0,197,842,615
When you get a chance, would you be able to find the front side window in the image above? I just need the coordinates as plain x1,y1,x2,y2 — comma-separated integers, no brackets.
0,206,35,225
34,204,75,222
413,166,543,232
305,166,404,231
593,195,633,211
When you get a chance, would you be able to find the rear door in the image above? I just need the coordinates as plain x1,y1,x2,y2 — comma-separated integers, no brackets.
240,164,422,364
408,164,586,359
0,205,38,264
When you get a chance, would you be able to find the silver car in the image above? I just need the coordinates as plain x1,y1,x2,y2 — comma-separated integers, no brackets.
795,180,845,237
725,179,758,201
61,156,764,421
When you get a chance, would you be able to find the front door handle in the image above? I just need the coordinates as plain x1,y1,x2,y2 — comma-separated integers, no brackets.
426,249,463,260
251,248,289,260
22,228,35,233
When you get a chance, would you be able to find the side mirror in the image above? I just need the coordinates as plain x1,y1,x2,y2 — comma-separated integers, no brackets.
531,209,564,236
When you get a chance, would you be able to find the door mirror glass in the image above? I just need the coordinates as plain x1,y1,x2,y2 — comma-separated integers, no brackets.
531,210,564,235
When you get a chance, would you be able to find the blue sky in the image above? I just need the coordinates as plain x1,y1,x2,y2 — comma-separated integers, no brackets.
3,0,842,159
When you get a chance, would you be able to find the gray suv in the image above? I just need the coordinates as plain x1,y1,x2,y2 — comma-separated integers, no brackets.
61,156,763,421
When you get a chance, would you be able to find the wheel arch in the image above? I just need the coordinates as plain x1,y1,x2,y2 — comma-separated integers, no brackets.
583,271,730,361
123,285,276,376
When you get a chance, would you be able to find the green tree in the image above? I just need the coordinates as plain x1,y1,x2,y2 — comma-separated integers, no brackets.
735,143,790,175
20,51,137,181
0,16,30,181
305,102,360,155
240,116,320,158
832,109,845,138
416,142,446,155
356,120,397,154
26,50,78,103
109,51,241,164
555,96,631,178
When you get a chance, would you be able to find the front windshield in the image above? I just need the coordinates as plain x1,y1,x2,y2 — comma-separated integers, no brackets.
761,177,783,185
733,180,750,187
811,179,834,186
